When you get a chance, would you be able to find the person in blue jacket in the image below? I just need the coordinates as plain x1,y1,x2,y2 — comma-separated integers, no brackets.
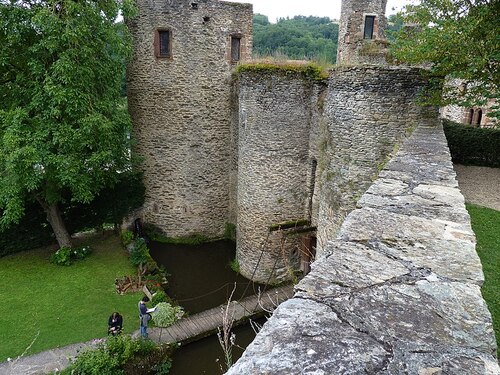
138,296,151,338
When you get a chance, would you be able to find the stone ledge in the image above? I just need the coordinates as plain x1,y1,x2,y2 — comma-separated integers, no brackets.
227,122,500,374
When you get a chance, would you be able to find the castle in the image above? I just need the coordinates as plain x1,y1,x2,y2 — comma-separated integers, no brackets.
127,1,500,372
127,0,437,283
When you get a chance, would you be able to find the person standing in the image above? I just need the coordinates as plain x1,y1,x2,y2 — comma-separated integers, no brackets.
138,296,150,338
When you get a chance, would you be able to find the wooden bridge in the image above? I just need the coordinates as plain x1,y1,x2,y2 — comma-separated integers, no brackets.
146,285,294,344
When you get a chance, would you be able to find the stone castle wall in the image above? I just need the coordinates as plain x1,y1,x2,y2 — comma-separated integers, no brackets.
235,70,326,283
316,66,439,254
127,0,252,237
228,121,500,375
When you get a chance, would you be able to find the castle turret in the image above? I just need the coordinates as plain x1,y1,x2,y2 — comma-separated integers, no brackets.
337,0,388,65
127,0,252,237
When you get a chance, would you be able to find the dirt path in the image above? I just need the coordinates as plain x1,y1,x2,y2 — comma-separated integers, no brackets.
454,164,500,211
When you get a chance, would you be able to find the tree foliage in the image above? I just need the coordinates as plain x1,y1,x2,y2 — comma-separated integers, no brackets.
253,14,339,64
391,0,499,117
0,0,136,247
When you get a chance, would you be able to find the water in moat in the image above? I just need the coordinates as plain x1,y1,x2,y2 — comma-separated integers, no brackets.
149,239,265,314
169,317,266,375
149,239,267,374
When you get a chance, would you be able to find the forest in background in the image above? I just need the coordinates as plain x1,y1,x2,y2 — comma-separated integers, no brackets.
252,14,402,64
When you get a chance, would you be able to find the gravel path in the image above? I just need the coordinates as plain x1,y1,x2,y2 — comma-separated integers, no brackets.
454,164,500,211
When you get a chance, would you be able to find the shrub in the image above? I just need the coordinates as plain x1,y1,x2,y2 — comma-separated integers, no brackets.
72,245,92,260
130,238,151,285
443,119,500,167
61,335,172,375
151,290,167,306
121,230,134,246
152,302,184,342
152,303,184,328
50,247,72,266
50,245,92,266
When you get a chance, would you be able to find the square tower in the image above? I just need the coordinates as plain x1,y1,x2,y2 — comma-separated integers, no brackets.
337,0,388,65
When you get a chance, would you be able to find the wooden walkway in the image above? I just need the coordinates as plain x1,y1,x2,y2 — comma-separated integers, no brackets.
147,285,294,344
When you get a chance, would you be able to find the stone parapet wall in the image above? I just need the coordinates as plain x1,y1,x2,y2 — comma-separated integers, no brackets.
127,0,252,237
317,66,438,256
235,70,324,283
228,121,500,374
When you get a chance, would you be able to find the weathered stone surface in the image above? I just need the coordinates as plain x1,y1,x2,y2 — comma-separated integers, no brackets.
127,0,253,237
337,0,389,65
228,298,392,375
316,67,439,256
296,241,409,298
228,123,499,374
235,71,326,283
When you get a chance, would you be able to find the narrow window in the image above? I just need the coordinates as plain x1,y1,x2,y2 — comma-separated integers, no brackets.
364,15,376,39
155,29,171,58
467,108,474,125
231,36,241,62
475,108,483,126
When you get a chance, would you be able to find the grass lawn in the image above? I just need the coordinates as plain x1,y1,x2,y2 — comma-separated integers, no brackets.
0,233,143,362
467,204,500,357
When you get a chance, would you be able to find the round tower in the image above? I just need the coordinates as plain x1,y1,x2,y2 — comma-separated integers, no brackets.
336,0,388,65
127,0,253,238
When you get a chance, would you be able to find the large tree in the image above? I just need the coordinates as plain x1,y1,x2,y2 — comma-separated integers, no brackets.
391,0,499,117
0,0,135,248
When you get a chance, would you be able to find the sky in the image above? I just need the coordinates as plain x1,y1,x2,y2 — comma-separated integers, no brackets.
226,0,416,23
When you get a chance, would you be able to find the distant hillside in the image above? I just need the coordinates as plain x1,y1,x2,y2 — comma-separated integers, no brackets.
252,14,403,64
252,14,339,64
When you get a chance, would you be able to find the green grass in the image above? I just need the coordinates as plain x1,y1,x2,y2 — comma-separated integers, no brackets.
0,233,143,362
467,204,500,357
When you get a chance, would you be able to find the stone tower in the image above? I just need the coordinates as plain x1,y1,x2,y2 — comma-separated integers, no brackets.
336,0,388,65
127,0,253,237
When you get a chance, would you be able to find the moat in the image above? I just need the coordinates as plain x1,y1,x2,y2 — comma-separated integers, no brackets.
149,239,267,374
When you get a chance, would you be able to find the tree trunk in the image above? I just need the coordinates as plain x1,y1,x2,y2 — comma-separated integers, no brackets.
37,198,73,248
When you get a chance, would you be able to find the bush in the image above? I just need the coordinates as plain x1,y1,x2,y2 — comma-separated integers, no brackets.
61,335,172,375
73,245,92,260
50,245,92,266
151,290,167,306
50,247,72,266
121,230,134,246
152,302,184,328
443,119,500,167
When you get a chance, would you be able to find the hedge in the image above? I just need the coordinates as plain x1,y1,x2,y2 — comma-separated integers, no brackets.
0,171,145,257
443,119,500,168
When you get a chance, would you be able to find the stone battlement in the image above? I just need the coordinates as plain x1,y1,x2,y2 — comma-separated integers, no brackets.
227,122,500,374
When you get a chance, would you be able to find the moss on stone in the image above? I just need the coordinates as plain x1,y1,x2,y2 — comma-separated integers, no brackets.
152,233,211,245
269,219,310,232
235,61,329,82
224,222,236,242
